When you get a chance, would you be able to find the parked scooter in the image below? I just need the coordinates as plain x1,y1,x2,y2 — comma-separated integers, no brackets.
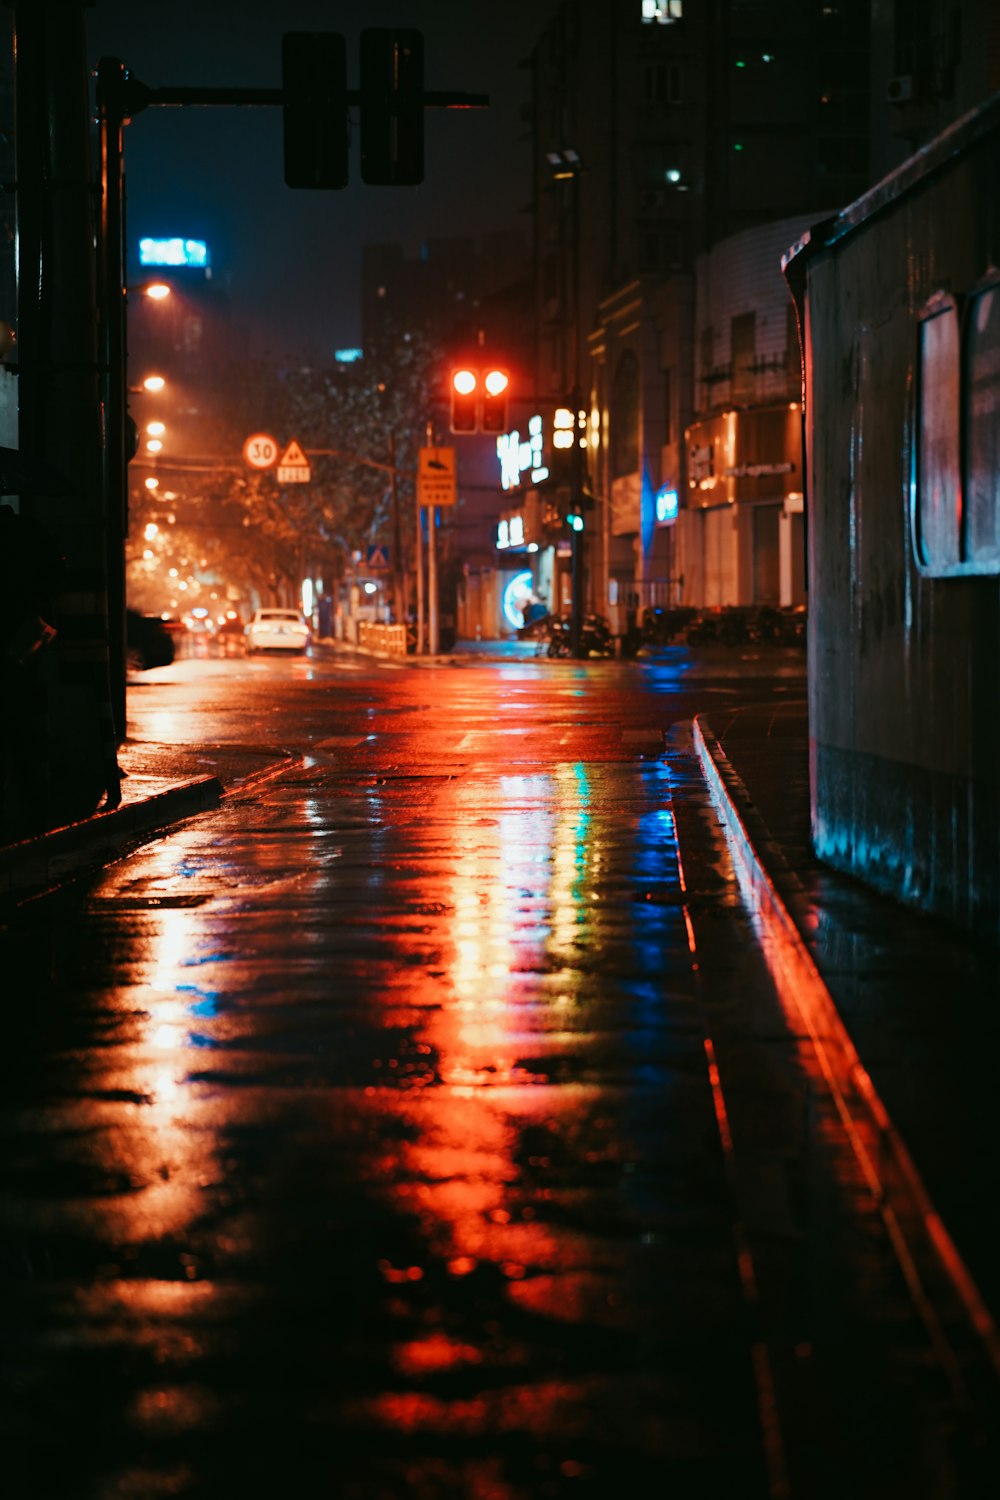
544,616,572,657
579,613,614,657
543,613,615,658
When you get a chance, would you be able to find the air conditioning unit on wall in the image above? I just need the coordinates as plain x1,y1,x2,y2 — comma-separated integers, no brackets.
886,74,915,104
639,188,666,212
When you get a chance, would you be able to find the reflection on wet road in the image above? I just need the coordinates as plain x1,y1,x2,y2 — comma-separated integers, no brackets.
0,659,967,1497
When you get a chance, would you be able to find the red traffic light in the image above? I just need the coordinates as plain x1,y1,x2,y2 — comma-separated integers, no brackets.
450,367,479,432
449,365,510,433
483,369,508,397
481,367,509,433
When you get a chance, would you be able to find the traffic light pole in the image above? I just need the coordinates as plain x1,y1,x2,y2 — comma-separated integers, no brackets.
568,162,585,659
425,421,439,655
388,430,404,625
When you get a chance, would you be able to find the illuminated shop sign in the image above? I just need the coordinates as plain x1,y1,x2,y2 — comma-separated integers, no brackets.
139,237,210,268
496,406,590,493
684,405,802,508
655,487,679,523
502,571,534,630
497,414,549,492
496,513,525,550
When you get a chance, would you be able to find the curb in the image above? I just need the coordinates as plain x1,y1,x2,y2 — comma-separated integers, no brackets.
692,712,1000,1393
0,752,305,899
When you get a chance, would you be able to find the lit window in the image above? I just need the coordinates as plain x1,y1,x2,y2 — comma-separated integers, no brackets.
913,284,1000,577
916,294,961,570
964,277,1000,567
642,0,683,23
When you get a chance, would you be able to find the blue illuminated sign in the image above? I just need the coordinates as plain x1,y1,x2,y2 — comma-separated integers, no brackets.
502,570,534,630
655,486,679,524
139,237,209,268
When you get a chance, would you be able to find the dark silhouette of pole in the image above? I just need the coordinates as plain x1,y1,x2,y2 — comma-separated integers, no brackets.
568,158,585,657
389,430,404,624
97,58,128,740
10,2,121,831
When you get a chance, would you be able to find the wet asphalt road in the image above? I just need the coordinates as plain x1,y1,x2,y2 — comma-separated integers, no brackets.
0,648,982,1498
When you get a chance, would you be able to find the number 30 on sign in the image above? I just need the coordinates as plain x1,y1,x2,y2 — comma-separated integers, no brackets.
243,433,279,469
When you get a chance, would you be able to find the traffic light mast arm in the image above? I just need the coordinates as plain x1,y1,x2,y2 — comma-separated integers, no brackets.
115,79,488,116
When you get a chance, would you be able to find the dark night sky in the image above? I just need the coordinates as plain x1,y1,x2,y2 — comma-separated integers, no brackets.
85,1,561,360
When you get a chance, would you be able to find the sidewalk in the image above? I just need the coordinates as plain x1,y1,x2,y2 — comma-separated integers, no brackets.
0,738,295,897
694,698,1000,1392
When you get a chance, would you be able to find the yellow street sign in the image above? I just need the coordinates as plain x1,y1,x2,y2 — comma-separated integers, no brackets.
277,438,311,483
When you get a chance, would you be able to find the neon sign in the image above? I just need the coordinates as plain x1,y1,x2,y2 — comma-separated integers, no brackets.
139,237,209,268
497,413,550,491
496,513,525,550
502,571,534,630
655,486,679,523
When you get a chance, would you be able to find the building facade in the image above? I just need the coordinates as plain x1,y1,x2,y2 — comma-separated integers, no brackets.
501,0,871,628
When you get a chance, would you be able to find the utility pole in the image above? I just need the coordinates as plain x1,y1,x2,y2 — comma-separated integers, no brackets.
568,156,585,658
414,480,425,656
388,430,404,624
425,421,438,655
9,1,121,833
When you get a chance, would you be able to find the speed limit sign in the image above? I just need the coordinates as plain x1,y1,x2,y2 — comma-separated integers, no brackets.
243,432,279,469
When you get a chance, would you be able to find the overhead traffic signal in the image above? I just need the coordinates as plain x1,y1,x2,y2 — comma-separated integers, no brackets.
450,368,479,432
282,33,349,189
361,29,425,185
449,366,510,433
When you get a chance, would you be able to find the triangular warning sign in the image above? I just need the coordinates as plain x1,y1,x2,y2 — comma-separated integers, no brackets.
279,439,308,466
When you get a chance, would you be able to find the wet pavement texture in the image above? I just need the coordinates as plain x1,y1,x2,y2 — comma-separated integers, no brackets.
1,648,996,1497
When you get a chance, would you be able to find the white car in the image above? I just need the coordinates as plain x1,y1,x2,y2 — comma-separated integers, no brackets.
245,608,310,654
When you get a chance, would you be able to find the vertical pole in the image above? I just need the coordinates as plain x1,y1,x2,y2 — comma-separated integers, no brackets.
97,59,128,747
427,504,439,655
425,420,438,654
389,429,404,624
414,483,425,657
569,161,585,657
10,4,119,833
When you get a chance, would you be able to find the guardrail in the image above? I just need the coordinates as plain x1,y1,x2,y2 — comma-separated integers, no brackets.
358,621,408,657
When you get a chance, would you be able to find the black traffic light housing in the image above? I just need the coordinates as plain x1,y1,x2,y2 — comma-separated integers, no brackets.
449,366,510,433
282,33,349,189
360,29,425,185
480,368,510,433
450,368,479,433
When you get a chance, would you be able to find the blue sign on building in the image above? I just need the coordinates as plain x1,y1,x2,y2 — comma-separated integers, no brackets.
139,237,210,269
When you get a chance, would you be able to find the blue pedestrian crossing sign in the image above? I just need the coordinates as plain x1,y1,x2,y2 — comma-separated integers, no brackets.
367,544,390,570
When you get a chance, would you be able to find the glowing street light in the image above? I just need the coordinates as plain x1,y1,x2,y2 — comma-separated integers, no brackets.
142,374,166,393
